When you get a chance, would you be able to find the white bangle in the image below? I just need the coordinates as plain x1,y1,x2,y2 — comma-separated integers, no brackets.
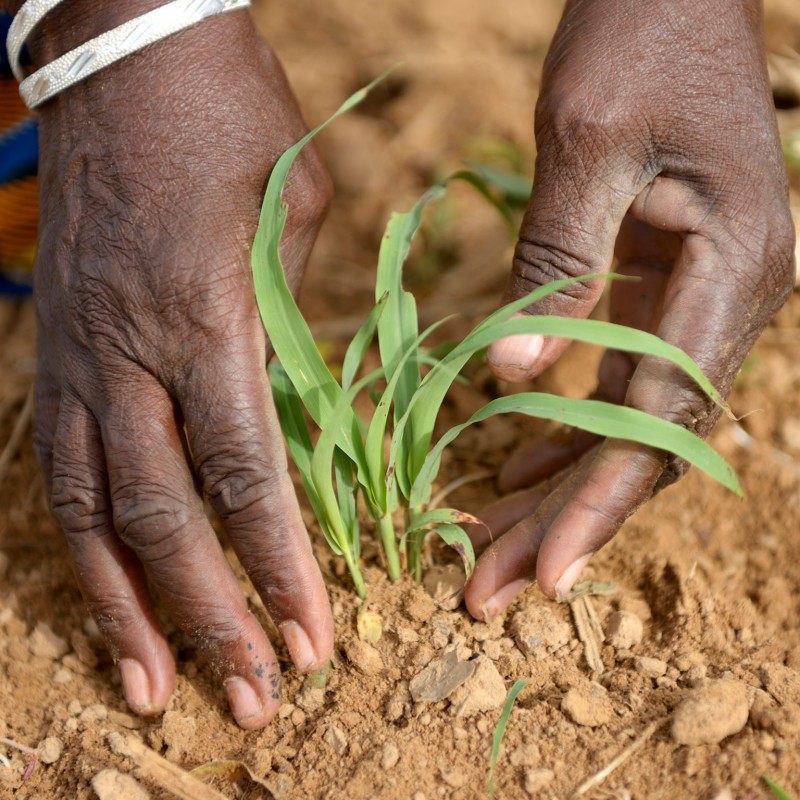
8,0,67,82
18,0,252,111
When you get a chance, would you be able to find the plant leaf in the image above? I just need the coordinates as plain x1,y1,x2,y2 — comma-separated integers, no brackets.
468,161,533,204
430,524,476,579
342,292,388,391
488,680,528,797
411,393,742,508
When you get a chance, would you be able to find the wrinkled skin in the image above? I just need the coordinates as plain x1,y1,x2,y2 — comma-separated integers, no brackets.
27,3,333,729
12,0,795,729
463,0,796,619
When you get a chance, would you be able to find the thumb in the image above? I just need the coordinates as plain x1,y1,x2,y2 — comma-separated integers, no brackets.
487,125,644,382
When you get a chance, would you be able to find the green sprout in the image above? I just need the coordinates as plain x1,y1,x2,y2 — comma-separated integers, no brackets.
488,679,528,797
764,776,796,800
250,81,742,598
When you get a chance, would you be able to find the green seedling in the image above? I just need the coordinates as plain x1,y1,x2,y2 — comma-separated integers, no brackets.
764,776,796,800
251,81,742,597
488,679,528,797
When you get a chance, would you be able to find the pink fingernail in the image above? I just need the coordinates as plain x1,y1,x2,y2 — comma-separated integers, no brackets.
554,554,592,602
224,677,263,725
279,620,318,672
481,579,529,620
487,330,544,378
119,659,152,713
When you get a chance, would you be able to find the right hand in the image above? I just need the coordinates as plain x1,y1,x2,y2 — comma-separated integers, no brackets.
29,2,333,729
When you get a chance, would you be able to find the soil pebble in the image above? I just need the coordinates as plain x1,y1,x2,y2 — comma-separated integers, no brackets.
449,655,506,717
381,741,400,770
343,639,384,675
509,743,541,767
38,737,63,765
671,680,749,746
91,769,150,800
79,704,108,724
634,657,668,678
323,724,348,755
605,611,644,649
561,683,615,727
409,649,476,703
28,622,69,661
296,687,325,713
404,589,436,623
524,768,555,795
759,662,800,705
509,605,570,659
422,564,466,611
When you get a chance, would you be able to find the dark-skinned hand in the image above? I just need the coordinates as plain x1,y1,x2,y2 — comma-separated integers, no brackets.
20,0,333,729
463,0,796,620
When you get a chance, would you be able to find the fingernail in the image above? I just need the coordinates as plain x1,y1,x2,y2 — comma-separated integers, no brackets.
481,579,529,621
224,677,263,725
487,330,544,377
119,659,152,713
555,554,592,602
279,620,318,672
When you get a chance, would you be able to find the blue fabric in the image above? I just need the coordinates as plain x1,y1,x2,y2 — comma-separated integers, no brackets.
0,116,38,184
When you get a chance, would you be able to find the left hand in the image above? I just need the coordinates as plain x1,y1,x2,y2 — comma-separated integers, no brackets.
463,0,796,620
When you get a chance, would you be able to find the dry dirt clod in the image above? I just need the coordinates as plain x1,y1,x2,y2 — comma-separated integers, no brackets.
524,768,555,795
38,736,63,765
343,638,384,675
509,743,541,767
449,655,506,718
409,649,476,703
28,622,69,661
80,704,108,724
423,564,466,611
561,683,615,728
605,611,644,650
509,605,571,659
759,662,800,705
634,657,668,679
404,588,436,623
92,768,151,800
323,725,348,755
671,680,749,746
381,741,400,770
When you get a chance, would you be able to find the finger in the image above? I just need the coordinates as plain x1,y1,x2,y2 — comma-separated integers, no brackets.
487,110,645,382
99,377,285,730
176,332,333,675
32,346,62,492
49,391,175,715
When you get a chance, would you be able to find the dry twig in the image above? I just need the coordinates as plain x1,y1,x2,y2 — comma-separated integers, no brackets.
0,386,33,488
567,581,616,676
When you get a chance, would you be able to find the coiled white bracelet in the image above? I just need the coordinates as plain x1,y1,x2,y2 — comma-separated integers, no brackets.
16,0,252,110
8,0,67,82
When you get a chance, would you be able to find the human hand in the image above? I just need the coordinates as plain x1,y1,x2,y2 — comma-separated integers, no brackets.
29,2,333,728
464,0,796,619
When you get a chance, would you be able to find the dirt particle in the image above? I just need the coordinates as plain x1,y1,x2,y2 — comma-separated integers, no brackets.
396,626,420,644
449,655,506,717
410,649,476,703
344,638,384,675
79,704,108,724
760,662,800,705
67,699,82,716
509,743,541,767
381,740,400,770
323,724,348,755
441,766,468,788
91,768,150,800
38,736,63,764
423,564,465,611
385,683,411,721
404,589,436,623
634,657,667,678
671,680,749,746
524,768,555,795
509,605,570,659
605,611,644,650
29,622,69,661
561,683,615,727
296,687,325,713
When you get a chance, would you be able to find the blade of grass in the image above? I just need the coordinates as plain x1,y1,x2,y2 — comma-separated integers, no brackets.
430,524,476,579
410,392,742,508
488,680,528,797
447,170,516,234
342,292,388,392
763,777,796,800
468,162,533,205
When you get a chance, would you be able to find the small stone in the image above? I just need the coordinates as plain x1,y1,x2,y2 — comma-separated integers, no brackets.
396,627,419,644
482,641,503,660
80,704,108,724
381,741,400,770
296,687,325,713
561,683,615,727
54,668,73,684
64,718,79,733
323,725,348,755
509,606,570,659
635,657,668,679
343,639,384,675
671,680,749,746
441,768,468,788
673,651,705,672
605,611,644,650
683,664,708,686
760,662,800,705
278,704,295,719
290,709,306,727
29,622,70,660
67,700,82,716
509,743,541,768
423,564,465,611
92,768,151,800
385,684,410,722
410,650,476,703
449,655,506,718
38,737,63,764
524,768,555,795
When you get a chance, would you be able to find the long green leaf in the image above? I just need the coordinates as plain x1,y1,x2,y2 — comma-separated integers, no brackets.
342,292,388,391
488,680,528,797
430,524,476,579
410,393,742,508
407,507,483,529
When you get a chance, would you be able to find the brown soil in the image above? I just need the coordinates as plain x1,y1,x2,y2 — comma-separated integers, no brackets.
2,1,800,799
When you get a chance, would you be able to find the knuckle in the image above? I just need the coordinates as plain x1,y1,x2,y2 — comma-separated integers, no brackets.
201,454,285,524
50,472,108,534
112,489,192,557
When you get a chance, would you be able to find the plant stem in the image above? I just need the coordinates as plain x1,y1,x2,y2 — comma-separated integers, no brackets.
378,514,402,582
343,548,367,599
407,505,425,583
